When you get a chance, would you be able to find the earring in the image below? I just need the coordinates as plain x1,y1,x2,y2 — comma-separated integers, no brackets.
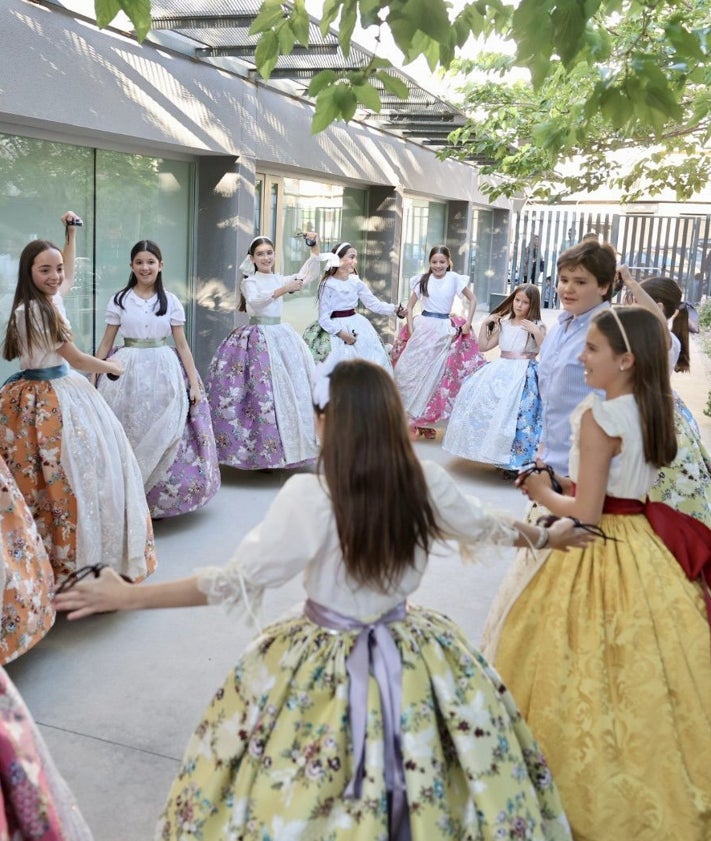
619,365,625,371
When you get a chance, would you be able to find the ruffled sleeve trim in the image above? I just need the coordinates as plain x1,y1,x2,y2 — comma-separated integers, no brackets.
195,563,265,629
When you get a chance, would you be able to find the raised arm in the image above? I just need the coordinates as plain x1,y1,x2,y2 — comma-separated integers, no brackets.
616,265,670,348
59,211,82,296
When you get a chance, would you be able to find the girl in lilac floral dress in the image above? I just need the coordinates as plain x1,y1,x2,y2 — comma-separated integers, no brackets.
57,360,592,841
206,234,321,470
96,240,220,519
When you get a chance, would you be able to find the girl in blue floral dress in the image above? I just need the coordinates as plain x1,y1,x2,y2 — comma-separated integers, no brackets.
56,360,592,841
444,284,545,470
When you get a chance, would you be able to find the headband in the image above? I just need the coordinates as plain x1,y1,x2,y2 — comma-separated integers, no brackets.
607,306,632,354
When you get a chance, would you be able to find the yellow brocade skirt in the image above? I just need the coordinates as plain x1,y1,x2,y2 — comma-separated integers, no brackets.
495,512,711,841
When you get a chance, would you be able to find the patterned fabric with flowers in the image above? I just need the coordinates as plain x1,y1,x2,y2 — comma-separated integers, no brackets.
157,606,571,841
0,455,55,664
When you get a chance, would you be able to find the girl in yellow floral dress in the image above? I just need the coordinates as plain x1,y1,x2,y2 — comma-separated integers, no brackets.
56,359,594,841
493,306,711,841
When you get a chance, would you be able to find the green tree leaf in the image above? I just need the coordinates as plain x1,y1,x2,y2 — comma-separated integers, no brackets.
94,0,151,41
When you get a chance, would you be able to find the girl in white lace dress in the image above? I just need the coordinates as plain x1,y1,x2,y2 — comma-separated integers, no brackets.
444,284,546,470
56,360,594,841
302,242,405,371
391,245,485,437
96,240,220,518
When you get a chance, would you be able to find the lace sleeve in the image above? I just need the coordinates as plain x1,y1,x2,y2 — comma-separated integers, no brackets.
195,562,266,629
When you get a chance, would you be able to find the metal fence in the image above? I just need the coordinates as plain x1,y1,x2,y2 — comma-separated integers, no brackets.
510,209,711,305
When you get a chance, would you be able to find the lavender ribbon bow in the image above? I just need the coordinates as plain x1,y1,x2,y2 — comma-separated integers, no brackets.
304,599,411,841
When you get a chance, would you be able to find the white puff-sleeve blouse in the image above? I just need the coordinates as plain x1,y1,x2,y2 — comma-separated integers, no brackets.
569,392,657,499
196,460,518,623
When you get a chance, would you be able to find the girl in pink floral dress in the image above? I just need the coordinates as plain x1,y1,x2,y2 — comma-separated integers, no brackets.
391,245,485,438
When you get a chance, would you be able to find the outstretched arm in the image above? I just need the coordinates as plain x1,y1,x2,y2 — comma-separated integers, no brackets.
58,340,123,378
55,569,206,620
519,409,616,524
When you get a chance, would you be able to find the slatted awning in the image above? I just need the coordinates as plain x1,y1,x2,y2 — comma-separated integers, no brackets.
147,0,485,163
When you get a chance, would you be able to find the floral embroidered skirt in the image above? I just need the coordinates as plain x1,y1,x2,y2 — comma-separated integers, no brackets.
0,455,55,665
99,346,220,519
156,606,571,841
0,667,93,839
649,393,711,527
303,314,394,373
494,512,711,841
443,359,542,469
0,372,157,583
392,316,486,427
206,324,318,470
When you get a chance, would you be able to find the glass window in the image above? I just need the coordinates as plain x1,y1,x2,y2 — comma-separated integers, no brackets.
471,208,495,305
94,151,193,345
0,132,193,382
399,198,447,300
266,177,368,335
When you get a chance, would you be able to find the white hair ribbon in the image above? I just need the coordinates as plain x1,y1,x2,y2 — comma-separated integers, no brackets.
321,252,342,270
311,357,339,411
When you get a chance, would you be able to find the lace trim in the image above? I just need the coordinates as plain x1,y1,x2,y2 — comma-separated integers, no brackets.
195,564,265,631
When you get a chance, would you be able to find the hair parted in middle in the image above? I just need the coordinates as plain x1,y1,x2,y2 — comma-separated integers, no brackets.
315,359,443,592
488,283,542,324
592,305,676,468
557,240,617,302
417,245,453,298
113,239,168,317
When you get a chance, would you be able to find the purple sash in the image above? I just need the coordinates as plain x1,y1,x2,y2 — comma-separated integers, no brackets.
304,599,411,841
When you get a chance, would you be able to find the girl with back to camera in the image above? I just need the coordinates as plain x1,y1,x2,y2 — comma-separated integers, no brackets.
206,233,322,470
302,241,406,372
56,359,595,841
390,244,485,438
486,306,711,841
0,213,156,585
444,284,545,470
95,240,220,519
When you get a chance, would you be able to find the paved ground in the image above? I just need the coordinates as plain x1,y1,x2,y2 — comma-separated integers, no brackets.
6,311,710,840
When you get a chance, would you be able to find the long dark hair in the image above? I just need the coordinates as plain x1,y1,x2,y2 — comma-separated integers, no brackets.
417,245,452,298
317,242,354,301
3,239,71,361
640,276,690,373
316,360,443,592
593,307,676,468
113,240,168,316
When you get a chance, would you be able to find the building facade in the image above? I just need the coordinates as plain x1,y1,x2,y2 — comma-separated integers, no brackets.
0,0,511,379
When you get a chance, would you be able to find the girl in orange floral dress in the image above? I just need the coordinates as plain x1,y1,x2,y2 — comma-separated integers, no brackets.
0,213,156,585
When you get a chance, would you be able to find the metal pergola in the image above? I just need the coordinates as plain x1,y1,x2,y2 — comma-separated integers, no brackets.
147,0,483,162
